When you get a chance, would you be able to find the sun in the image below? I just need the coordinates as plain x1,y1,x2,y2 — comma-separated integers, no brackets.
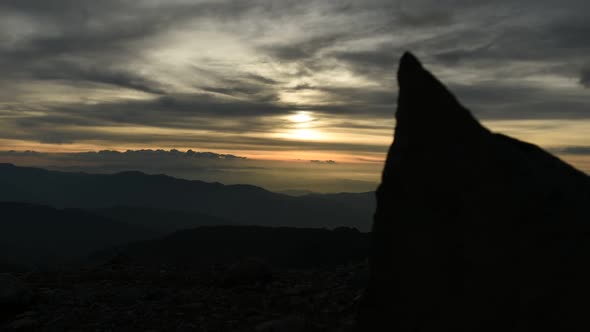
278,111,323,141
289,111,313,123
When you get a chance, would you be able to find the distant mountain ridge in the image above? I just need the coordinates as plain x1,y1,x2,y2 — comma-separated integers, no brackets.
0,163,375,230
91,225,370,270
0,202,157,267
90,206,236,234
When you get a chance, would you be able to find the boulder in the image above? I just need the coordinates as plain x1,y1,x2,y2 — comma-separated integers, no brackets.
358,52,590,331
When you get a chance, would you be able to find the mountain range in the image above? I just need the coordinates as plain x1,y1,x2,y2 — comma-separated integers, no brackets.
0,163,374,230
0,202,156,267
0,163,374,266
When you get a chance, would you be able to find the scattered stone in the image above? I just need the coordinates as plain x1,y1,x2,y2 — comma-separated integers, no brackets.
7,317,37,330
255,315,307,332
19,262,363,331
346,263,369,289
222,257,272,286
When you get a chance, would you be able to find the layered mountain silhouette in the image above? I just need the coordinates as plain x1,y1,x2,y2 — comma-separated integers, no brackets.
90,206,235,234
0,202,157,267
92,225,369,270
359,53,590,331
0,163,374,230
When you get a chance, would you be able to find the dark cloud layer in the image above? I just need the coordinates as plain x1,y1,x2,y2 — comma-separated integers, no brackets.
581,68,590,88
32,61,166,94
0,0,588,159
552,146,590,156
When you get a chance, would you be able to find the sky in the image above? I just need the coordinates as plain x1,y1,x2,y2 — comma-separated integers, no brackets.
0,0,588,192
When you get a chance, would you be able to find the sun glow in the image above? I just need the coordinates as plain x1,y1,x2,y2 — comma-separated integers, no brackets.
290,128,322,140
289,111,314,123
275,111,323,141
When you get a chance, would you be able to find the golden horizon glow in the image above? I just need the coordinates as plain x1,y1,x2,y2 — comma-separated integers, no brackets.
2,117,589,173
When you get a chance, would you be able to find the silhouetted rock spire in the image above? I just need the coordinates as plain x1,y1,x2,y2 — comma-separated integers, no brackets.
359,52,590,331
394,52,484,148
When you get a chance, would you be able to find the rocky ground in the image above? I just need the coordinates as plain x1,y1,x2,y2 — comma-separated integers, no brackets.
1,258,368,331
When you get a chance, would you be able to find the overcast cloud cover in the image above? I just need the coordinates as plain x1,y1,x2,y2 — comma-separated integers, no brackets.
0,0,588,190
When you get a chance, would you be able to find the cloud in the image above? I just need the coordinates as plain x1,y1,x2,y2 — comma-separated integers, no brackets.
0,0,588,160
396,9,453,27
87,149,246,160
31,60,166,94
310,160,336,164
332,45,397,79
0,149,246,161
580,68,590,88
449,82,590,120
552,146,590,155
0,149,257,181
244,73,279,85
0,149,381,193
261,32,349,63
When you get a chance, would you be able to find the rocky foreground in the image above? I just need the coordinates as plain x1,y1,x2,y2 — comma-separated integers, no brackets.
1,258,367,332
